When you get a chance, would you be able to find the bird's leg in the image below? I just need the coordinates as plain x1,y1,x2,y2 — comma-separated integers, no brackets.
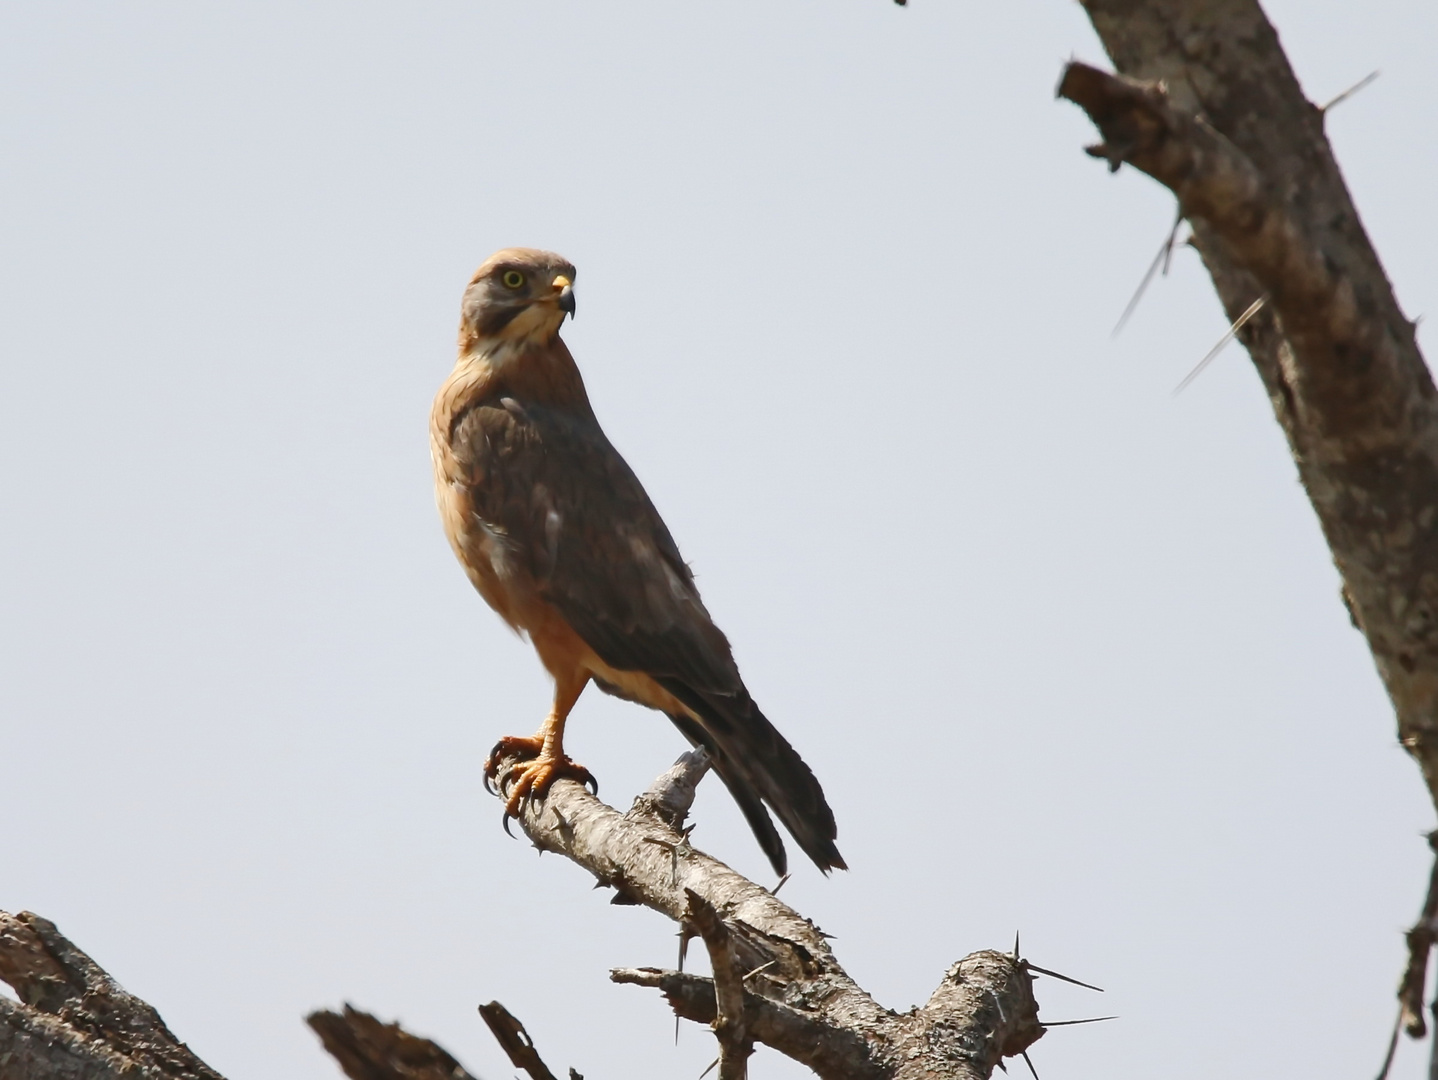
484,675,595,817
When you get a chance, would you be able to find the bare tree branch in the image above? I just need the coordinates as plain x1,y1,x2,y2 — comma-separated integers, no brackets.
491,751,1045,1080
1064,2,1436,809
684,890,753,1080
609,964,881,1079
1061,0,1438,1053
478,1000,575,1080
1397,833,1438,1040
0,910,224,1080
639,748,712,831
306,1005,479,1080
0,911,489,1080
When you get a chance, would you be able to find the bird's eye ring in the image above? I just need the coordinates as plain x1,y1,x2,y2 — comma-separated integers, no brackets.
501,270,526,289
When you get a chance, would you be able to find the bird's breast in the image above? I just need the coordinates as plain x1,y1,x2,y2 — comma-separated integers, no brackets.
433,470,533,632
429,342,591,638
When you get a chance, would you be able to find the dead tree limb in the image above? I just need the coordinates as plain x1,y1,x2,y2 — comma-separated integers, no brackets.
1062,2,1436,805
0,910,224,1080
1396,832,1438,1041
477,999,580,1080
306,1005,480,1080
1060,0,1438,1055
0,910,492,1080
492,750,1046,1080
684,889,753,1080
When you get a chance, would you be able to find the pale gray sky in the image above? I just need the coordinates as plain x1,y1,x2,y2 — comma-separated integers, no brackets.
3,2,1437,1078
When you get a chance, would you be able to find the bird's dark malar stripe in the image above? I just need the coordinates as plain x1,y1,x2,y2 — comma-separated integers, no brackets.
480,304,528,337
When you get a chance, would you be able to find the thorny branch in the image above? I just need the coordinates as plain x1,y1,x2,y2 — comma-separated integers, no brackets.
684,889,754,1080
0,739,1058,1080
491,749,1049,1080
1063,0,1438,1067
0,750,1057,1080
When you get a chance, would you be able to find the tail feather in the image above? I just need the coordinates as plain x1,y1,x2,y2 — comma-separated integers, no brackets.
659,679,844,875
665,710,790,875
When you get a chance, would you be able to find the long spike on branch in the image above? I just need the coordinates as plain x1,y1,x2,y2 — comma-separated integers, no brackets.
1173,295,1267,395
1374,1008,1402,1080
1113,206,1184,337
1321,70,1379,113
1023,963,1104,993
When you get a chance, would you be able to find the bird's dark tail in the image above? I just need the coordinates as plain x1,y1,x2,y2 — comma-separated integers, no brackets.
660,681,844,876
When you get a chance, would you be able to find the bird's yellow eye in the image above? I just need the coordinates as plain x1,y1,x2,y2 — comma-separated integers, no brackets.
501,270,526,289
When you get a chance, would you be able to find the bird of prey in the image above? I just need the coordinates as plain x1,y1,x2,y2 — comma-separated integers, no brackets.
429,248,843,875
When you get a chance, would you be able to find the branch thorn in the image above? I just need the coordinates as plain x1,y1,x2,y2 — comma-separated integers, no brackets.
1320,70,1379,113
1174,294,1267,394
1023,962,1104,992
1375,1006,1402,1080
1113,206,1185,337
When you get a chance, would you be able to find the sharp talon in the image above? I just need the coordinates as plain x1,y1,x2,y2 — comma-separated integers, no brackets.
483,733,593,824
502,811,516,838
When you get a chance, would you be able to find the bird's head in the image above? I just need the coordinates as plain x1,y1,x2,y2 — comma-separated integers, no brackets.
460,248,577,357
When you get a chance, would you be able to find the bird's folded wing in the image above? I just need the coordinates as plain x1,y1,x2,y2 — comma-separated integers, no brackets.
452,396,844,874
452,398,742,691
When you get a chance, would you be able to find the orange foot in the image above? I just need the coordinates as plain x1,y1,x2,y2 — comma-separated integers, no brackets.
484,735,597,820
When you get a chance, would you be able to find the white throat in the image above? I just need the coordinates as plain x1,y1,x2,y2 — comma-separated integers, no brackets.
467,302,565,368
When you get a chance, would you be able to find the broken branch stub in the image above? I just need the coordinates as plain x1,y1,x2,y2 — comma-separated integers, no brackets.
307,1005,480,1080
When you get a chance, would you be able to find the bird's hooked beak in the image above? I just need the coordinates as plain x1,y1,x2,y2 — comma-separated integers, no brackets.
553,275,576,320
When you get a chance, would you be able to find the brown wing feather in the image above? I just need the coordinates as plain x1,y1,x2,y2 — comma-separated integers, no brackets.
451,395,843,874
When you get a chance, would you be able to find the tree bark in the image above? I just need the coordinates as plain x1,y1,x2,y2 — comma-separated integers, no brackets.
1060,0,1438,1052
491,750,1046,1080
1,746,1053,1080
0,911,224,1080
1063,0,1436,810
0,913,503,1080
23,6,1425,1079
